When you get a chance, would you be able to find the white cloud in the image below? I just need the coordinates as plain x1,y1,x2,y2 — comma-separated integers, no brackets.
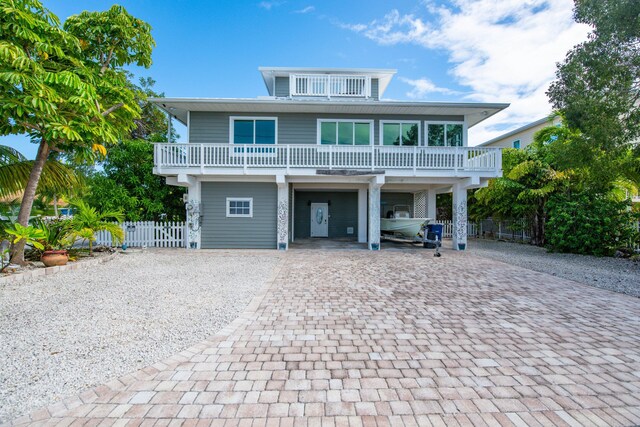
259,1,284,10
400,77,460,98
341,0,590,145
293,6,315,14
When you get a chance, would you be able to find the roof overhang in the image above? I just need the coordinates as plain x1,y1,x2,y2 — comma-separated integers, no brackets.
151,98,509,128
258,66,397,97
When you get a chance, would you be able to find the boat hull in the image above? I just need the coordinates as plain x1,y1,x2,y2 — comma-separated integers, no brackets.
380,218,431,238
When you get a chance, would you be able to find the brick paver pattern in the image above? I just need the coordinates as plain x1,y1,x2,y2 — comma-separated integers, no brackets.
11,250,640,426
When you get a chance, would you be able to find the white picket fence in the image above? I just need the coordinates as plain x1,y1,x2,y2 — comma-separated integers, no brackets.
95,221,186,248
437,221,478,239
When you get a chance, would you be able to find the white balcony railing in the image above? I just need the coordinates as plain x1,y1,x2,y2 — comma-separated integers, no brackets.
154,144,501,174
290,74,371,98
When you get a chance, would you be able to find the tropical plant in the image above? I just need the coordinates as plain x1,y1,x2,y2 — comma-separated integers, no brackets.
0,0,154,264
4,223,45,251
546,191,639,256
33,218,72,251
87,139,186,221
68,200,124,254
0,145,82,200
547,0,640,163
473,147,568,245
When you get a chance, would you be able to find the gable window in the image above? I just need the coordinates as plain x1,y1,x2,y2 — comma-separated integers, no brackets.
230,117,277,145
381,121,420,146
425,122,464,147
318,120,373,145
226,198,253,218
512,139,521,149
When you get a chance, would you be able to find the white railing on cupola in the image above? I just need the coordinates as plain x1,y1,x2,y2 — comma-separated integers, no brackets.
290,74,371,98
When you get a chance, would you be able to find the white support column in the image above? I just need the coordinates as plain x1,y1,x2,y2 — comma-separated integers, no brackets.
368,176,384,250
276,176,289,250
452,182,468,250
357,188,368,243
426,190,437,220
186,180,201,249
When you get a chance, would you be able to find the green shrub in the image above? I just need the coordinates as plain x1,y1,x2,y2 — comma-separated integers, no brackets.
546,192,639,256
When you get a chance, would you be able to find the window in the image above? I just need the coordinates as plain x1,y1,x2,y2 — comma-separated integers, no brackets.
230,117,277,145
512,139,521,149
318,120,372,145
226,198,253,218
381,121,420,146
425,122,464,146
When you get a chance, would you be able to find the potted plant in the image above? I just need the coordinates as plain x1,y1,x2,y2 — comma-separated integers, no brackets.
35,219,72,267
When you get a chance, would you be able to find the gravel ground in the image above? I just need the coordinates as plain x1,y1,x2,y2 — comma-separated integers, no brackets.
468,239,640,297
0,249,281,422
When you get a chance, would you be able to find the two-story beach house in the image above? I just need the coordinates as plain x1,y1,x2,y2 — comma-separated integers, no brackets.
151,67,508,250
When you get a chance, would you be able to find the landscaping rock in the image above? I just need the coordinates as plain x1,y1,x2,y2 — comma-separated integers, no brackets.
0,249,281,422
469,239,640,297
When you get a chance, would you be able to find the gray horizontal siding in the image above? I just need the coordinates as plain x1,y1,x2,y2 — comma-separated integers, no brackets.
189,111,228,144
294,191,358,239
189,112,464,145
201,182,277,249
275,76,289,97
381,192,414,218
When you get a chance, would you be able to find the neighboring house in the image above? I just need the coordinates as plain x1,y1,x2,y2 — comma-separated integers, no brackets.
477,115,562,150
151,67,508,250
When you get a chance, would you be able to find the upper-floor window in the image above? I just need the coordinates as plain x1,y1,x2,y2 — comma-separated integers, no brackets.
425,122,464,146
318,120,373,145
230,117,277,145
381,121,420,146
512,139,521,149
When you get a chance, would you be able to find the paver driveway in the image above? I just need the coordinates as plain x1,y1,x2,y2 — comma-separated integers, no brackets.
11,250,640,426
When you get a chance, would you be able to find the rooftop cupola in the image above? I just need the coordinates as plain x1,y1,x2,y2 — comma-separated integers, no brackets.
259,67,396,100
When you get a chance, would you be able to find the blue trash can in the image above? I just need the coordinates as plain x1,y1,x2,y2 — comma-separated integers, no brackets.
427,223,443,242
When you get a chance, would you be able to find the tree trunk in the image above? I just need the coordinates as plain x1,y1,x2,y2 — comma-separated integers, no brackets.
53,194,58,217
530,206,546,247
10,140,51,264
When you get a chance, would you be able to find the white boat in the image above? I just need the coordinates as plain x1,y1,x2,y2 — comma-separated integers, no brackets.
380,205,431,239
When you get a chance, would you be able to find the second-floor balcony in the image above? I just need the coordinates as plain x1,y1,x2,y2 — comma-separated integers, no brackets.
154,143,502,176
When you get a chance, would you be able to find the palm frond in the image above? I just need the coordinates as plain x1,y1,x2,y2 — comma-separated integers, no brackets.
99,221,124,245
0,145,27,164
0,159,83,199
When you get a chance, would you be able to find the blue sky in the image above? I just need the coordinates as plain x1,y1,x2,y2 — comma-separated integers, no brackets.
2,0,588,158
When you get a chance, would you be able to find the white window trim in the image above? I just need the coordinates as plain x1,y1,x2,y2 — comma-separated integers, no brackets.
226,197,253,218
316,119,374,145
379,120,421,146
229,116,278,145
424,121,465,147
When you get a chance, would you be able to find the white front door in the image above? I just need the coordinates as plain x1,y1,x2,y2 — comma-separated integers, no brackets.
310,203,329,237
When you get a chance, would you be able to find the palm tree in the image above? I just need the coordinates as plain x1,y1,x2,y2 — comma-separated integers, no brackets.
69,200,124,254
0,145,83,200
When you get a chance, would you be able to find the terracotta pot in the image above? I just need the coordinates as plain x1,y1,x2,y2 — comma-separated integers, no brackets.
41,250,69,267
